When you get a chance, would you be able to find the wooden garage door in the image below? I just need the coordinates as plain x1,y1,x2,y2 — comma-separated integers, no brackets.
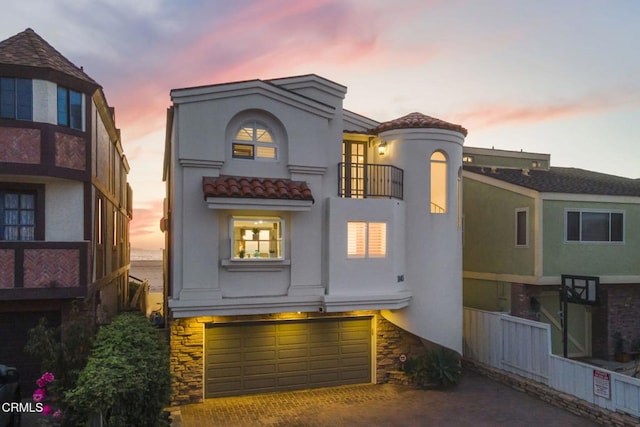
205,317,371,398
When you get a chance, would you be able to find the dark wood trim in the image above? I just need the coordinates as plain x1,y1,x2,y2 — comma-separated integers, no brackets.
0,64,99,94
91,264,130,290
14,249,24,288
0,287,86,300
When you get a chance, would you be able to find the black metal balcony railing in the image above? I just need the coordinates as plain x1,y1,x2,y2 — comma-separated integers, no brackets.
338,163,404,200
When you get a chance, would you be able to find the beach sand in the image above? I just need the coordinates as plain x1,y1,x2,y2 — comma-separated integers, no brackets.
130,259,163,292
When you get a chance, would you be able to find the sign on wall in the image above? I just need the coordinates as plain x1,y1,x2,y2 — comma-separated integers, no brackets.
593,370,611,399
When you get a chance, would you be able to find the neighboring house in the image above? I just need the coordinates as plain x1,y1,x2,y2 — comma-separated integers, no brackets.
462,146,640,360
0,29,132,392
162,74,466,402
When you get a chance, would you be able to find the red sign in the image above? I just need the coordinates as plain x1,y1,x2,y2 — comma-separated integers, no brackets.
593,370,611,399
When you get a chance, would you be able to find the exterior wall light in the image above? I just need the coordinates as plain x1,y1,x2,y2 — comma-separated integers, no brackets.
378,142,387,156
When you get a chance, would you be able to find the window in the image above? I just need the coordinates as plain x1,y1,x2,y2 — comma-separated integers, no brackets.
0,78,32,120
0,190,36,240
57,86,83,130
566,210,623,242
347,221,387,258
232,121,276,160
462,155,474,163
515,208,528,247
430,151,447,213
231,217,283,259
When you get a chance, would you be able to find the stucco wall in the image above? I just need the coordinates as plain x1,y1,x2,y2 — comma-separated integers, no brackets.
542,200,640,276
463,178,535,275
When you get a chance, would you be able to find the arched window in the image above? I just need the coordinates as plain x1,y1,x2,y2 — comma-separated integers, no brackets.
232,121,277,160
430,151,447,214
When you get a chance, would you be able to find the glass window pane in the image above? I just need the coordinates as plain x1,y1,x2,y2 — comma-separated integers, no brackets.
516,210,527,246
0,78,16,119
347,222,366,257
255,127,273,142
57,86,68,125
566,211,580,241
16,78,33,120
235,127,254,141
232,143,254,159
4,226,18,240
368,222,387,257
20,210,34,225
5,210,18,225
70,90,82,129
256,146,276,159
20,194,34,209
19,226,34,241
611,213,623,242
5,193,19,209
581,212,609,241
430,154,447,213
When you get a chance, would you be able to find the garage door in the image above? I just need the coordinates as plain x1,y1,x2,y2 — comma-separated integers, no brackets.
205,317,371,398
0,311,61,394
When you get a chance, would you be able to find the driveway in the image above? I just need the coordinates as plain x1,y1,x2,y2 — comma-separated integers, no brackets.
177,369,598,426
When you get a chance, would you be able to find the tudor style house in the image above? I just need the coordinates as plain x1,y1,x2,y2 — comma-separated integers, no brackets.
462,147,640,360
0,29,132,391
162,74,466,402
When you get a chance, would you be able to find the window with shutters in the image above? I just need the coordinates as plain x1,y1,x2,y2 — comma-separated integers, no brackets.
347,221,387,258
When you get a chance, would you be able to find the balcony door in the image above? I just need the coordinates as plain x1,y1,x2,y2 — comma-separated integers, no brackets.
342,141,366,198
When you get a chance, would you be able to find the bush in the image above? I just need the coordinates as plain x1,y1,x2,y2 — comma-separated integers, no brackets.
404,347,463,389
66,312,171,427
25,301,94,394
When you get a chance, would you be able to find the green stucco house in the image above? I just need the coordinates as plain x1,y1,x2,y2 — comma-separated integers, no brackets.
462,147,640,360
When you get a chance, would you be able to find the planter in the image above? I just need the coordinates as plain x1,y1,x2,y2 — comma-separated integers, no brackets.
615,352,632,363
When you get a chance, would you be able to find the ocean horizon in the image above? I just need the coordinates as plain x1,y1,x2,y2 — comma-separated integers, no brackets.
131,248,163,261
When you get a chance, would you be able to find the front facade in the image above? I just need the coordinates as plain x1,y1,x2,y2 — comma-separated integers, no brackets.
0,29,132,391
462,147,640,359
163,74,466,402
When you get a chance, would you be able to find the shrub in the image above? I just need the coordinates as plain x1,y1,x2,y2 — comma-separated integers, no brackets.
404,347,463,389
66,312,171,427
25,301,94,394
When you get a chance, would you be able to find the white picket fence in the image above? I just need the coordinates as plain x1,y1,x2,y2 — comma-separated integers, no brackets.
463,307,640,418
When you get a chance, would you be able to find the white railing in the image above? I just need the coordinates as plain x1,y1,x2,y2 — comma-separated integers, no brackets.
463,307,640,417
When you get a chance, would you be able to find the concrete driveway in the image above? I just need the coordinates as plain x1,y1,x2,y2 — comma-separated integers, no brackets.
177,369,598,426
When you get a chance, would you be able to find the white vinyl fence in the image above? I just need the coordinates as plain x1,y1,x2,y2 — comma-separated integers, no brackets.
463,307,640,418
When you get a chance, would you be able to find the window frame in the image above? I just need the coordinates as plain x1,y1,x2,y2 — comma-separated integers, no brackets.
347,221,387,259
564,208,624,244
57,86,83,130
0,77,33,121
230,216,284,261
231,121,277,161
0,184,45,241
430,150,448,214
515,207,529,248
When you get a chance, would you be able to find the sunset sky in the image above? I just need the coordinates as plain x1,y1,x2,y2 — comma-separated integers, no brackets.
2,0,639,250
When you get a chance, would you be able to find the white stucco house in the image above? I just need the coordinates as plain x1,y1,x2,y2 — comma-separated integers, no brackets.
162,74,467,402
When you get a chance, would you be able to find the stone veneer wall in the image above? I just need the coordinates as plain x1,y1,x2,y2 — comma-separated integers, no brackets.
169,311,430,405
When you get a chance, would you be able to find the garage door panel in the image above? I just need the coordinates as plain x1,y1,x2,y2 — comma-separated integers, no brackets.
205,317,371,398
244,349,277,361
279,347,308,359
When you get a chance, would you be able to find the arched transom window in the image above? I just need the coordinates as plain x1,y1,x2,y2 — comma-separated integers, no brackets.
430,151,447,214
232,121,277,160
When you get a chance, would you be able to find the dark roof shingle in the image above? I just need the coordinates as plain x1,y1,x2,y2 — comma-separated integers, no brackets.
465,166,640,197
203,176,314,202
370,112,468,136
0,28,97,85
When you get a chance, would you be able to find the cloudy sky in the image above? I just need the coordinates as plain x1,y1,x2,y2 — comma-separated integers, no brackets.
2,0,639,250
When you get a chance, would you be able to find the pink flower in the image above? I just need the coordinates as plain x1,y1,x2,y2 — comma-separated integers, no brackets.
42,405,52,415
36,378,47,388
53,409,63,419
41,372,55,383
33,388,46,402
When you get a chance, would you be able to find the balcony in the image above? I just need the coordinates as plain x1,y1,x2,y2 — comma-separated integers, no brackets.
0,241,89,300
338,163,404,200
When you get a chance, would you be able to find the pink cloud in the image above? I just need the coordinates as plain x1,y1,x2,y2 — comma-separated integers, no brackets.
130,199,164,239
453,89,640,130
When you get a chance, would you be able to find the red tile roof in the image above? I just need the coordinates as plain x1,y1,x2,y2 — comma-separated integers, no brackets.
203,176,314,202
0,28,97,85
370,112,468,136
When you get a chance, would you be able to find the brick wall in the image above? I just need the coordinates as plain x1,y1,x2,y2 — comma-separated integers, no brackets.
55,132,86,170
602,284,640,358
0,127,40,163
